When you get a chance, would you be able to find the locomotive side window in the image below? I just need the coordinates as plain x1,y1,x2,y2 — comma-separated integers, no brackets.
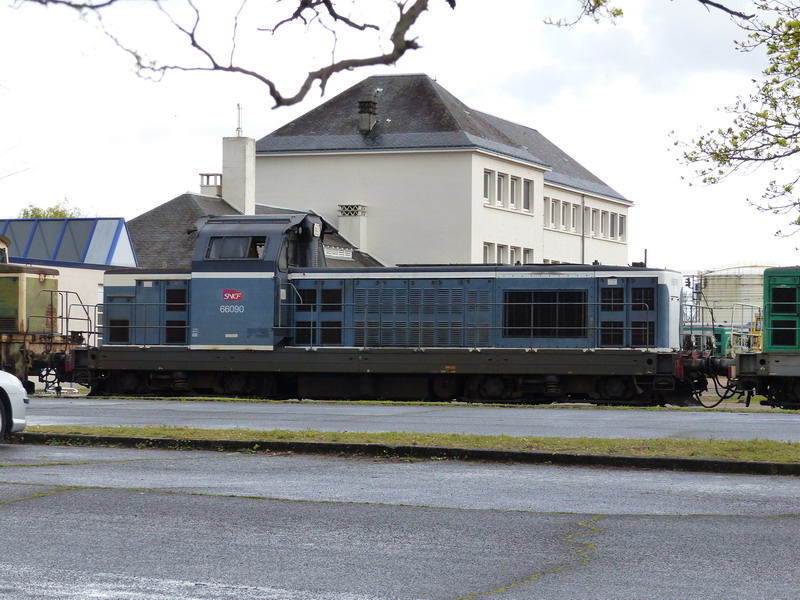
206,236,266,260
165,320,187,344
296,288,317,312
108,319,130,343
600,321,624,345
503,290,587,338
632,287,655,311
321,288,343,312
320,321,342,344
601,288,624,311
632,321,655,346
166,288,187,312
503,291,532,337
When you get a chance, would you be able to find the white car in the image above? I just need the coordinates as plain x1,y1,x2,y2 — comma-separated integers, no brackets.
0,370,29,439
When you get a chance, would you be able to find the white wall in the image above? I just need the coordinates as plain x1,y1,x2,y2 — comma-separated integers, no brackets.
256,151,474,266
54,266,104,335
256,148,630,266
471,154,547,264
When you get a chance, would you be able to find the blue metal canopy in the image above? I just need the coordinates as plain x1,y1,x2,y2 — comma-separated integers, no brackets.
0,218,137,268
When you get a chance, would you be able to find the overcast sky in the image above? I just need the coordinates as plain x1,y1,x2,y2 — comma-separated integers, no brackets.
1,0,796,271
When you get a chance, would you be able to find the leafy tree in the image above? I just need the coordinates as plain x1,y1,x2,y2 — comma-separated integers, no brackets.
18,199,84,218
548,0,752,26
683,1,800,233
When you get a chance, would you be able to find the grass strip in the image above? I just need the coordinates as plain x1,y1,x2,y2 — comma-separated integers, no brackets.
21,425,800,463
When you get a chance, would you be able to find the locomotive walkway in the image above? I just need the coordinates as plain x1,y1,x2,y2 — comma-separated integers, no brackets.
18,395,800,476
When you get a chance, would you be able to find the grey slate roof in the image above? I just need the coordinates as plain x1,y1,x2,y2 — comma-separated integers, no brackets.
128,193,380,269
256,73,629,203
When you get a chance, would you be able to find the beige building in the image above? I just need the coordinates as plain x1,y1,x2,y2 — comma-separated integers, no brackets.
248,74,631,267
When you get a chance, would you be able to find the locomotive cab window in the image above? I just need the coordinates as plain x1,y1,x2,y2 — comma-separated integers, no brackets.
206,236,266,260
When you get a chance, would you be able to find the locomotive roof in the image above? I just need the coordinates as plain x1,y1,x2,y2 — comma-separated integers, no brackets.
127,195,380,269
289,263,679,276
257,74,628,204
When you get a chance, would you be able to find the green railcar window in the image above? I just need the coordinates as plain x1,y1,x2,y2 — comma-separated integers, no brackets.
771,287,797,315
771,319,797,347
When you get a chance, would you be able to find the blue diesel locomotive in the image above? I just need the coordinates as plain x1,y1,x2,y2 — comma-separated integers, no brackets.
64,214,702,405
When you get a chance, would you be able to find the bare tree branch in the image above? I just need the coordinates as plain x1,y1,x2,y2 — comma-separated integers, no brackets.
19,0,448,107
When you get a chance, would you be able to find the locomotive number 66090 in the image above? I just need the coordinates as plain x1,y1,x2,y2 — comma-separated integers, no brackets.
219,304,245,314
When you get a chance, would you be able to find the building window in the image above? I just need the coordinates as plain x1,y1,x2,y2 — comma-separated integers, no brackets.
510,177,519,209
610,212,617,239
571,205,578,232
523,180,532,212
591,209,598,236
549,199,557,228
483,243,495,264
523,248,533,264
618,215,626,241
483,171,493,204
510,246,521,265
561,202,569,230
496,244,507,264
496,173,506,207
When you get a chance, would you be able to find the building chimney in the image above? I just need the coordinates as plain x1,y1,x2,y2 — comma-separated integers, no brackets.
358,99,377,133
222,136,256,215
199,173,222,197
338,204,368,253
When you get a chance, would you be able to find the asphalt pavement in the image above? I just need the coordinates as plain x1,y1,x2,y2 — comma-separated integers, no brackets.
18,396,800,475
1,443,799,599
26,395,800,441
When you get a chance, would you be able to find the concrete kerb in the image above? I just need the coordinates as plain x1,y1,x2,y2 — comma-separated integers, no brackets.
9,432,800,476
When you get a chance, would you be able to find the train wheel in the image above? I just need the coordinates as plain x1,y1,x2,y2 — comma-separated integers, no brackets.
222,373,248,396
114,371,143,394
598,376,628,401
474,375,508,401
431,375,461,400
773,378,800,409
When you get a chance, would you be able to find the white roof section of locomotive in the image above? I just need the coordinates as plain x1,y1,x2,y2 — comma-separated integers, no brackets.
288,268,681,282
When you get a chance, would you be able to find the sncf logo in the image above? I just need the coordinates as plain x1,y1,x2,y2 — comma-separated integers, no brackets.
222,289,244,301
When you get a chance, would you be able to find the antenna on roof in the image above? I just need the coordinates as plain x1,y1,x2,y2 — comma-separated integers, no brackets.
236,104,243,137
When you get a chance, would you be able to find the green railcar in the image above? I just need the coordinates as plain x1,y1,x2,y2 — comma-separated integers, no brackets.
763,266,800,352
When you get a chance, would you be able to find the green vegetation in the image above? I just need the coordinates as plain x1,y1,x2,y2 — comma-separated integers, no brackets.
18,199,84,218
17,425,800,464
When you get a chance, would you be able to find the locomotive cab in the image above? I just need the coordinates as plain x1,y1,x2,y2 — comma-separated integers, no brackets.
188,213,330,349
